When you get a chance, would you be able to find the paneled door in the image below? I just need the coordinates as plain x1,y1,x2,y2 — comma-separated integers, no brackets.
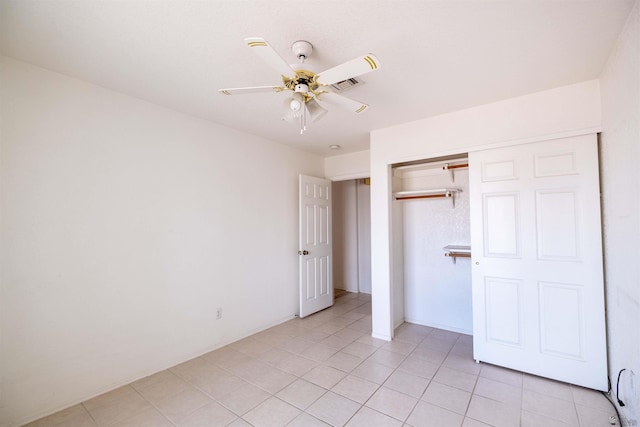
469,134,607,390
299,175,333,318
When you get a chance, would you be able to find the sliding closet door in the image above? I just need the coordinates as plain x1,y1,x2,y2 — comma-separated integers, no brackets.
469,134,607,390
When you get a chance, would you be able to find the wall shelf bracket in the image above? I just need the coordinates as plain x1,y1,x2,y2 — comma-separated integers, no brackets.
442,163,469,184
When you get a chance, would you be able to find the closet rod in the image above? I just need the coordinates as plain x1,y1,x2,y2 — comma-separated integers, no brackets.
395,193,451,201
444,253,471,258
442,163,468,170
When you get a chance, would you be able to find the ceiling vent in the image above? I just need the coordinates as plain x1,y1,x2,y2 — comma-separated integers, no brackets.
330,77,362,92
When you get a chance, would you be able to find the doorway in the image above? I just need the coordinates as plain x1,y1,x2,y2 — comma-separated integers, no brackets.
332,178,371,295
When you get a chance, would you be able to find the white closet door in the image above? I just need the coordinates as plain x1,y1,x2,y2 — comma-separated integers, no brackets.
469,134,607,390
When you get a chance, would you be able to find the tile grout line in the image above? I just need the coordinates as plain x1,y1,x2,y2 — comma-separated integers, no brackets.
80,402,101,426
124,385,179,427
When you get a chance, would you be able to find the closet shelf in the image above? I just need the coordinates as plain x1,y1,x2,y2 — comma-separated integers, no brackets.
443,245,471,264
393,188,461,207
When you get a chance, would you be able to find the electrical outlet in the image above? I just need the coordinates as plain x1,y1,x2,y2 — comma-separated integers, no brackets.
216,307,222,320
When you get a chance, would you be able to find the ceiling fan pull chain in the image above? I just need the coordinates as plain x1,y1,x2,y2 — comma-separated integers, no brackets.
300,107,304,134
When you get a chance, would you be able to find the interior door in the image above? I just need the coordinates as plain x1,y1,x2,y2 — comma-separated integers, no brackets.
299,174,333,318
469,134,607,390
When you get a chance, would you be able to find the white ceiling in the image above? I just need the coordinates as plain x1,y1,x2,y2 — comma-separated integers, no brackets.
0,1,635,156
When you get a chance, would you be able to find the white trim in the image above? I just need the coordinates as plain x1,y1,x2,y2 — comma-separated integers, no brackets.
384,126,601,166
328,171,370,181
404,317,473,336
371,332,392,342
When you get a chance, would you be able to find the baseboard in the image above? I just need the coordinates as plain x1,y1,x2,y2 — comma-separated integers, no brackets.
403,317,472,335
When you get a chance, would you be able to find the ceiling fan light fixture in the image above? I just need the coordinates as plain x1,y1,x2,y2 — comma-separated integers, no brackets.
289,92,304,111
306,98,328,123
282,96,302,122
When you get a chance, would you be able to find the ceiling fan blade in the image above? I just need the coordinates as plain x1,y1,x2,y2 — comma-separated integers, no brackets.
245,37,296,78
315,54,381,86
319,92,369,114
219,86,284,95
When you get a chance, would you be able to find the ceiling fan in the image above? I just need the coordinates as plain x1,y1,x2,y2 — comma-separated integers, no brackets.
219,37,382,134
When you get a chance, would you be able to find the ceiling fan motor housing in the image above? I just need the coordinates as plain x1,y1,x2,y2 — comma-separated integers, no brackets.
294,83,309,93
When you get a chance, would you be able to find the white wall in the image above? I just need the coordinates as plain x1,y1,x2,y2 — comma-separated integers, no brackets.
399,167,472,334
332,180,359,292
600,1,640,423
0,56,324,426
370,80,602,340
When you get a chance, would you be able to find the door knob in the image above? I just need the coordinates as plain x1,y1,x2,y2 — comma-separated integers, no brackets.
298,250,309,255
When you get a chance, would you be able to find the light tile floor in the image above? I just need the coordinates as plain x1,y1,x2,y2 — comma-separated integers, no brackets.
26,293,618,426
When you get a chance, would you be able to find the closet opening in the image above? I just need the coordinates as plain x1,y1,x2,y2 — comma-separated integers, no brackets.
391,154,472,335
